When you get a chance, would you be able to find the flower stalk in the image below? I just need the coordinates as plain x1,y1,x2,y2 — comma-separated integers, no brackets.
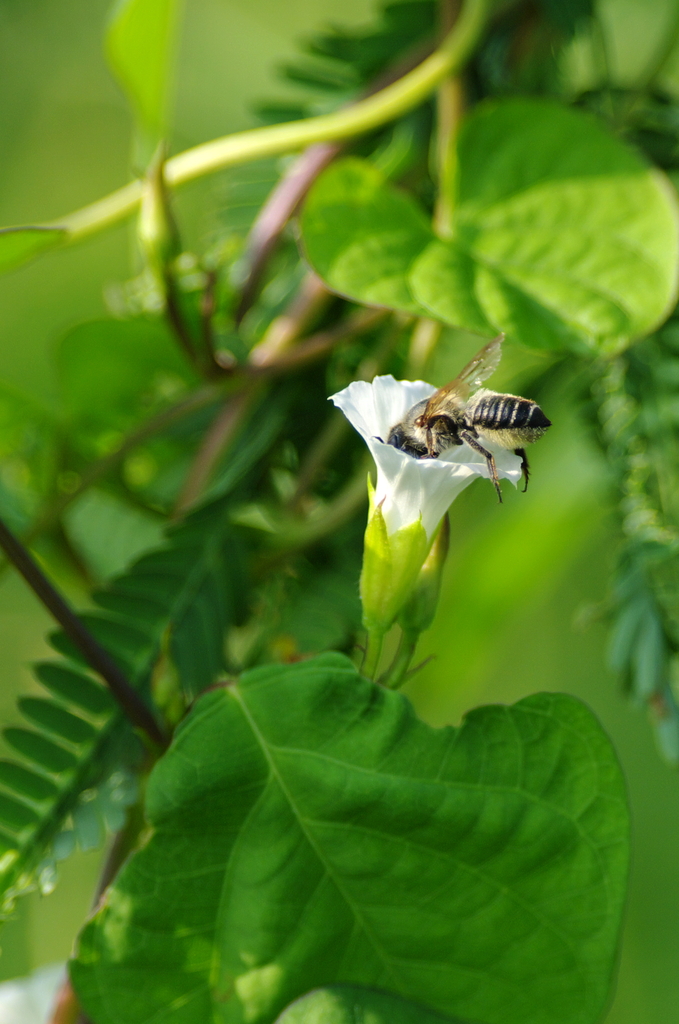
377,514,451,687
362,630,385,681
379,632,419,690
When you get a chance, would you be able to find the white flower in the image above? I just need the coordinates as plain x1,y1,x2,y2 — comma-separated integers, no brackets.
0,964,66,1024
330,374,522,537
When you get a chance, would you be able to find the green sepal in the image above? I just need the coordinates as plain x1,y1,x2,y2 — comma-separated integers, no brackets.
360,479,431,634
398,513,450,638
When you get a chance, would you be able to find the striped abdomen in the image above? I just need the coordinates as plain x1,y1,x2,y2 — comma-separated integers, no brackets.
467,389,551,448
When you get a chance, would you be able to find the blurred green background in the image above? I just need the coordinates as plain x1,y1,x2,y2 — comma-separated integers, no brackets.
1,1,679,1022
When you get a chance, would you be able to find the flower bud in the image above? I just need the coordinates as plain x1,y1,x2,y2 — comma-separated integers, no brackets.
360,479,431,634
398,513,450,637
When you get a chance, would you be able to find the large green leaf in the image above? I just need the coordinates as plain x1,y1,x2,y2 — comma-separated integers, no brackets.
300,100,679,352
71,653,629,1024
413,99,679,351
300,157,434,316
275,986,470,1024
106,0,181,134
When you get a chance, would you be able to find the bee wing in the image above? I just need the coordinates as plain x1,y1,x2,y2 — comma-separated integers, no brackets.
420,334,504,419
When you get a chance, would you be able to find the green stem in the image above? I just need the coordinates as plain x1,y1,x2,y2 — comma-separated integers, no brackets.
380,630,419,689
362,629,385,680
44,0,488,245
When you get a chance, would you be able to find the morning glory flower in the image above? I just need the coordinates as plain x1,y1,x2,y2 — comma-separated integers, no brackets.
329,374,523,658
330,374,523,538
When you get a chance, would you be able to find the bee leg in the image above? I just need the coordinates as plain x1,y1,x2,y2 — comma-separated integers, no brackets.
514,448,529,492
460,430,502,503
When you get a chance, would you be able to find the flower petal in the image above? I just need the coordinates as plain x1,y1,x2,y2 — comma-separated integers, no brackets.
439,435,523,482
368,441,470,536
330,375,434,443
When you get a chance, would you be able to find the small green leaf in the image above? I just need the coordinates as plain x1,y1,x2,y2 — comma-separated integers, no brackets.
106,0,182,134
275,986,472,1024
0,793,40,834
71,654,629,1024
17,699,97,747
0,227,66,276
412,99,679,351
0,761,59,803
3,729,77,775
300,157,434,315
33,663,115,718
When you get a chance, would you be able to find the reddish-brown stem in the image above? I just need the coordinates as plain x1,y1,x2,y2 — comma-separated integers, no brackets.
201,268,219,372
173,387,261,516
247,273,332,366
0,517,168,750
234,39,435,323
249,307,387,378
235,145,341,323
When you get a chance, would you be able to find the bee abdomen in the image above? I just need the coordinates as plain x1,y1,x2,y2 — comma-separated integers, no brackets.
471,394,550,431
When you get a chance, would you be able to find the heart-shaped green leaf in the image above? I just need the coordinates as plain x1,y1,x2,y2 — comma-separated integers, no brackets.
71,653,629,1024
412,98,679,351
300,99,679,352
275,986,472,1024
300,158,434,316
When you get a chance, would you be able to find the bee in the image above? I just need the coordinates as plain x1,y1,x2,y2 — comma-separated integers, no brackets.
387,334,551,502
